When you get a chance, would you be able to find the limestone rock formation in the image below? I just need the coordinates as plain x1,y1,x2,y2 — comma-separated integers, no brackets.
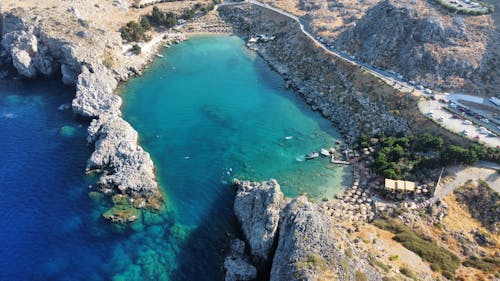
232,179,382,280
224,239,258,281
1,30,38,78
87,115,160,201
0,10,162,214
270,195,381,281
233,179,284,267
73,64,121,117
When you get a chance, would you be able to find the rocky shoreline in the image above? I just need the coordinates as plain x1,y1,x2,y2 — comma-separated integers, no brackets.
219,3,471,146
227,179,382,281
0,9,175,221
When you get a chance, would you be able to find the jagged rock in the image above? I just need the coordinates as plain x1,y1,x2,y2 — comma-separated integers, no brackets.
233,179,284,267
1,30,38,78
87,115,160,200
224,239,258,281
270,195,382,281
72,64,121,117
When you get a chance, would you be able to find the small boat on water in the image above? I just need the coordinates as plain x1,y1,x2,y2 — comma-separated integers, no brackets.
156,54,164,58
320,148,330,157
305,151,319,160
285,136,293,140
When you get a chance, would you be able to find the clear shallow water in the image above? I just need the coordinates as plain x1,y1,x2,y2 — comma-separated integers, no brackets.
121,35,351,280
0,35,350,281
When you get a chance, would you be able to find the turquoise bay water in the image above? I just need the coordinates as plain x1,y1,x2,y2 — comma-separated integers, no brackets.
120,35,351,280
0,35,349,281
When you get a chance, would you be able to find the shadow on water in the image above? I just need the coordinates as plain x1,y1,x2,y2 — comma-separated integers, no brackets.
169,183,243,281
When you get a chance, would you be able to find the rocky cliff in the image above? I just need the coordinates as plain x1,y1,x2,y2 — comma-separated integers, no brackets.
229,179,382,281
233,179,284,268
0,8,163,222
334,0,498,95
220,4,470,145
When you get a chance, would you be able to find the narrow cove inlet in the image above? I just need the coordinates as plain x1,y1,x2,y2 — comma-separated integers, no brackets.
120,35,351,280
0,35,350,281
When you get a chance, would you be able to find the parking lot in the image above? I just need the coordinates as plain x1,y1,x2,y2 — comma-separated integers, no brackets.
419,93,500,148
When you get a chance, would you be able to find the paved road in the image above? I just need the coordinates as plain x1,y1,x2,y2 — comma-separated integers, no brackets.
219,0,500,147
219,0,423,96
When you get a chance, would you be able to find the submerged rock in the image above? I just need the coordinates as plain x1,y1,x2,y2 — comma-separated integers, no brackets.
233,179,284,267
224,239,258,281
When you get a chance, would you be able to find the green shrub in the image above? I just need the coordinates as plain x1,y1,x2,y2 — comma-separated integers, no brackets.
345,248,353,258
374,218,461,278
355,270,367,281
400,266,417,279
463,256,500,272
132,44,141,54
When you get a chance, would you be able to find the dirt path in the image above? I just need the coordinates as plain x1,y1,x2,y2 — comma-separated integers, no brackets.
436,163,499,199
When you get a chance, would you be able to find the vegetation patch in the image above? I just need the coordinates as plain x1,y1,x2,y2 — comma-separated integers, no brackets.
454,180,499,234
462,256,500,272
296,253,328,272
399,266,417,280
361,133,500,181
374,218,461,278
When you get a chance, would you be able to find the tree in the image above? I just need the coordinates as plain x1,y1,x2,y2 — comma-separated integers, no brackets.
140,16,152,30
132,44,141,54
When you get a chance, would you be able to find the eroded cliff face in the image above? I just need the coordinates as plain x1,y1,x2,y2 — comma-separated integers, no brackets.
220,3,473,146
221,5,425,143
334,0,498,95
0,9,163,221
233,179,284,268
229,180,382,281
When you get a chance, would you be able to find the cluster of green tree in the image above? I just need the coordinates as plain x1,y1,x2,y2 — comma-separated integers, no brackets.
364,133,500,180
121,1,220,42
374,218,461,279
120,19,152,42
433,0,495,15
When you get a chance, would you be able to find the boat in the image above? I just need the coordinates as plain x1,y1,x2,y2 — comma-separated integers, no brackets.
156,54,164,58
285,136,293,140
305,151,319,160
320,148,330,157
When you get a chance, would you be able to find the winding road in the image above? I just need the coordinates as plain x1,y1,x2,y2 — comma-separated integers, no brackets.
219,0,424,97
219,0,500,147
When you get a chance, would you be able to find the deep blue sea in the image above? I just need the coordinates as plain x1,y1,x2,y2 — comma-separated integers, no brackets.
0,35,349,281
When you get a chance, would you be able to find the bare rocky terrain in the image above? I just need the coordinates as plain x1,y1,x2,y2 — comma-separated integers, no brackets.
260,0,499,96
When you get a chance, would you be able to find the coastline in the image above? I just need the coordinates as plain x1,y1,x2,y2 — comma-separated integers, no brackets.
0,8,185,223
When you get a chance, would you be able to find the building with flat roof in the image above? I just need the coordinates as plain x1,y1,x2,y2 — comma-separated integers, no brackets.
385,179,416,193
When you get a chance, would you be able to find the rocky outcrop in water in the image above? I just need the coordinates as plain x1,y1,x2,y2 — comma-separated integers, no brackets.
231,179,383,281
233,179,284,267
224,239,258,281
73,64,121,118
0,9,162,219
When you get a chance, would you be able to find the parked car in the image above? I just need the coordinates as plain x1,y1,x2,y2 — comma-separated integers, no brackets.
449,103,457,108
462,130,469,135
463,120,472,125
480,118,490,123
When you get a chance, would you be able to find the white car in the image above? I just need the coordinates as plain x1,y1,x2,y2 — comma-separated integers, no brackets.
480,118,490,123
437,117,444,122
449,103,457,108
462,130,469,135
463,120,472,125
